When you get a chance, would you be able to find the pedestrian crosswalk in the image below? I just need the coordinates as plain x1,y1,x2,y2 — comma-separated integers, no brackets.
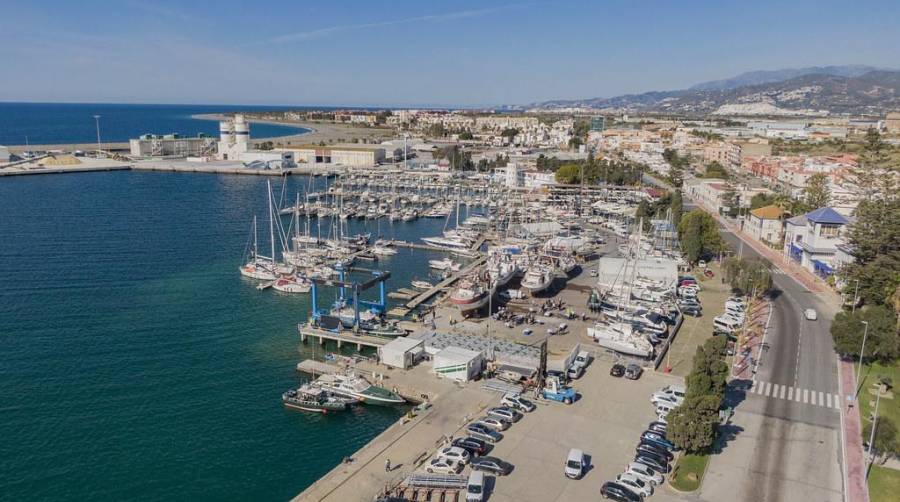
748,380,841,411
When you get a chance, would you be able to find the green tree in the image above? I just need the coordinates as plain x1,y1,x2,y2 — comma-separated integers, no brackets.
458,131,474,140
863,418,899,462
678,210,724,265
427,123,447,138
723,257,773,297
500,128,519,139
555,164,581,184
671,190,683,227
703,161,729,179
667,394,720,453
750,192,776,210
802,173,831,210
685,336,729,401
831,305,900,363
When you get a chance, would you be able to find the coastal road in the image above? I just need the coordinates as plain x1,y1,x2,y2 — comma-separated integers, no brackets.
684,203,844,502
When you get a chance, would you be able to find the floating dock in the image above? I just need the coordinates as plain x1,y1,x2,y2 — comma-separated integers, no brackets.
404,256,487,310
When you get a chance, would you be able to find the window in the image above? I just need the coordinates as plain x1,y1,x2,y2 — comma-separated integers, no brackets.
819,224,840,237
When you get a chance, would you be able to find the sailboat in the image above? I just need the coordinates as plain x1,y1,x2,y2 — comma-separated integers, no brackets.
240,215,278,280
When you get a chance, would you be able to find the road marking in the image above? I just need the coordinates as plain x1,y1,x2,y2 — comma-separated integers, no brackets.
779,385,786,400
745,380,838,411
787,387,793,400
834,394,842,409
803,389,809,404
819,391,825,407
764,382,772,397
826,393,832,408
750,380,758,393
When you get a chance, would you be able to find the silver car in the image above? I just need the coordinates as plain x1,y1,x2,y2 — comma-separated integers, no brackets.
476,416,510,431
487,406,522,423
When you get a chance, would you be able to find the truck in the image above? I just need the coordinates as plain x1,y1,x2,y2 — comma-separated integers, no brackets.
541,375,576,404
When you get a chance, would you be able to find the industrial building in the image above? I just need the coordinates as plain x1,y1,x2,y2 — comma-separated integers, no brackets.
279,144,386,167
129,134,217,158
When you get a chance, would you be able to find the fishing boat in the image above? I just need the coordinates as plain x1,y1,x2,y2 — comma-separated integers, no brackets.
411,280,433,290
449,276,492,315
272,275,312,294
428,258,459,271
587,322,654,358
520,265,554,295
315,372,406,405
282,384,355,413
487,258,518,288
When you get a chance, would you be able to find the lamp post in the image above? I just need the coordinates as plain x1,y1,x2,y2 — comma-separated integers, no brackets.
855,320,869,400
93,115,102,158
852,279,860,314
866,385,882,474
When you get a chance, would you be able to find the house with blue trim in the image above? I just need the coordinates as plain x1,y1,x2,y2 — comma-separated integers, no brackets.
782,207,851,279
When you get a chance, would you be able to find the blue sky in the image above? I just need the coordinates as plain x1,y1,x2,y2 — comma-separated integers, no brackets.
1,0,898,107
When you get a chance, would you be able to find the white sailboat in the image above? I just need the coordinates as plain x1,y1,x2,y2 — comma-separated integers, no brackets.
588,322,654,358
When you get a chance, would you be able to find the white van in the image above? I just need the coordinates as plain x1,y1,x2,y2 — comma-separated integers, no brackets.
565,448,586,479
725,300,745,312
713,315,741,333
573,350,592,369
466,471,485,502
656,401,677,417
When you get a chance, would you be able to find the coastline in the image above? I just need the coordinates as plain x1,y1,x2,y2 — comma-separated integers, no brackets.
192,113,395,147
3,114,394,153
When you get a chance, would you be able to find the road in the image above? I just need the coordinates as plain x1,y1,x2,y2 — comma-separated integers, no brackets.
683,203,844,502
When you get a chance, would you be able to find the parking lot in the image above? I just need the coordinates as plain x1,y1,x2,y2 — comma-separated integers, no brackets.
479,358,687,502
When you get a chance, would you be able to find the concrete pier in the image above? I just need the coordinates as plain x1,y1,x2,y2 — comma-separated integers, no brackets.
298,324,389,351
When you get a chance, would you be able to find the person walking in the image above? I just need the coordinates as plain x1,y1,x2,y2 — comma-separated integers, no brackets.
385,458,391,472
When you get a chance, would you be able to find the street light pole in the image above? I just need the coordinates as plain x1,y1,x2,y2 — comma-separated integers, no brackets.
866,386,882,474
93,115,102,158
855,320,869,400
852,279,860,314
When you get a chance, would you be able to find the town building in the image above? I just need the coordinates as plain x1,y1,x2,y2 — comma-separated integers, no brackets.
745,205,784,246
783,207,851,279
129,134,217,158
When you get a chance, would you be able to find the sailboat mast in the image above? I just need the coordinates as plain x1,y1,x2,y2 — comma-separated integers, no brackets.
267,180,276,264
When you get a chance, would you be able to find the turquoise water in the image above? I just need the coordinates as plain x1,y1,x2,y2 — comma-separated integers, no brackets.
0,103,309,146
0,171,460,500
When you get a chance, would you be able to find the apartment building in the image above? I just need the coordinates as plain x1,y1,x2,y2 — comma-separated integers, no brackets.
783,207,850,279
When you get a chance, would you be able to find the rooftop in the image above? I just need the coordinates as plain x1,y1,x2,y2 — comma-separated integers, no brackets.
805,207,848,225
749,204,783,220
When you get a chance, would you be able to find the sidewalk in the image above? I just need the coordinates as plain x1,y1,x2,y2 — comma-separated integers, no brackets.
732,299,771,380
839,357,870,502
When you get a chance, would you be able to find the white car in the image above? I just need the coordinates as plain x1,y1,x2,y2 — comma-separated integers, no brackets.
436,446,471,465
501,393,536,412
625,462,664,486
651,393,684,407
616,473,653,497
804,308,818,321
426,457,462,474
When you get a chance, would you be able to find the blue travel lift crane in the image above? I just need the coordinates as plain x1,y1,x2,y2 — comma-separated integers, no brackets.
309,264,391,332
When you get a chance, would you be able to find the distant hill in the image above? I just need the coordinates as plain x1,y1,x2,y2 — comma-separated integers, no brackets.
688,65,883,91
528,67,900,116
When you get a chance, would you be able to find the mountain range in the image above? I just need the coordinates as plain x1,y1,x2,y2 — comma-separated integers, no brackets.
527,65,900,116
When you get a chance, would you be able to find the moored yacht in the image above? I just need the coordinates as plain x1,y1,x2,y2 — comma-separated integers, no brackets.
315,372,405,405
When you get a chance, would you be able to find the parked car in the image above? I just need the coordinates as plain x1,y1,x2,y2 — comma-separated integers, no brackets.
610,363,626,378
681,305,702,317
487,406,522,423
567,364,585,380
647,421,668,435
624,364,643,380
615,473,653,497
637,443,673,461
426,457,462,474
453,437,487,456
466,424,503,443
573,350,593,368
469,456,512,476
501,393,535,413
625,462,664,486
476,416,510,431
466,471,485,502
565,448,586,479
600,481,643,501
804,308,818,321
634,453,669,474
640,431,675,450
436,446,470,465
651,393,683,407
